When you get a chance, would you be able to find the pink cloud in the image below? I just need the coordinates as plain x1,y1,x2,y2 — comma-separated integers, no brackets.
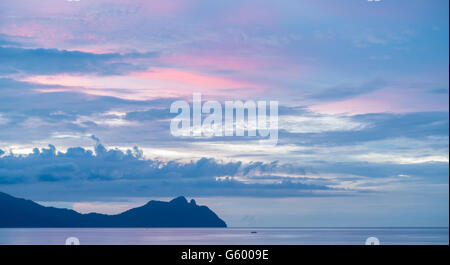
132,67,264,93
159,52,310,83
23,66,265,100
160,53,267,72
220,4,275,26
140,0,188,15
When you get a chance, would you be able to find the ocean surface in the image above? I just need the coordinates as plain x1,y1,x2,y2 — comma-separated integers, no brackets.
0,228,448,245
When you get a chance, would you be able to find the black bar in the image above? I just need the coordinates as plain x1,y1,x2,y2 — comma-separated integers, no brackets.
0,245,448,264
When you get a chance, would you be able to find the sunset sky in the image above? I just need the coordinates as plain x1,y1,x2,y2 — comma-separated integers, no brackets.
0,0,448,227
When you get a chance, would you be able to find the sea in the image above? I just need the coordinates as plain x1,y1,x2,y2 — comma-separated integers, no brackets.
0,227,447,245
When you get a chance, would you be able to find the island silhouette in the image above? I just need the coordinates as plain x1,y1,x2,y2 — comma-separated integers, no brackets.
0,192,226,228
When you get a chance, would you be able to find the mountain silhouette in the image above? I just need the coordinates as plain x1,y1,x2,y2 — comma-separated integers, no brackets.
0,192,226,227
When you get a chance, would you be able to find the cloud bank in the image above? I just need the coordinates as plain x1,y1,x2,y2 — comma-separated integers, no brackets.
0,142,339,200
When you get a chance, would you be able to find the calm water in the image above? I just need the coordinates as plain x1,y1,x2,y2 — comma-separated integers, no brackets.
0,228,448,245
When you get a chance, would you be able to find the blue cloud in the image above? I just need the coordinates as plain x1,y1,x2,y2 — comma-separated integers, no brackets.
125,108,176,121
0,46,158,75
318,161,449,184
310,79,387,101
1,139,447,201
279,111,449,146
0,143,334,199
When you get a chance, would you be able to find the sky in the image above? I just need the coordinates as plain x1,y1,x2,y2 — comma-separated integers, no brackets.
0,0,448,227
